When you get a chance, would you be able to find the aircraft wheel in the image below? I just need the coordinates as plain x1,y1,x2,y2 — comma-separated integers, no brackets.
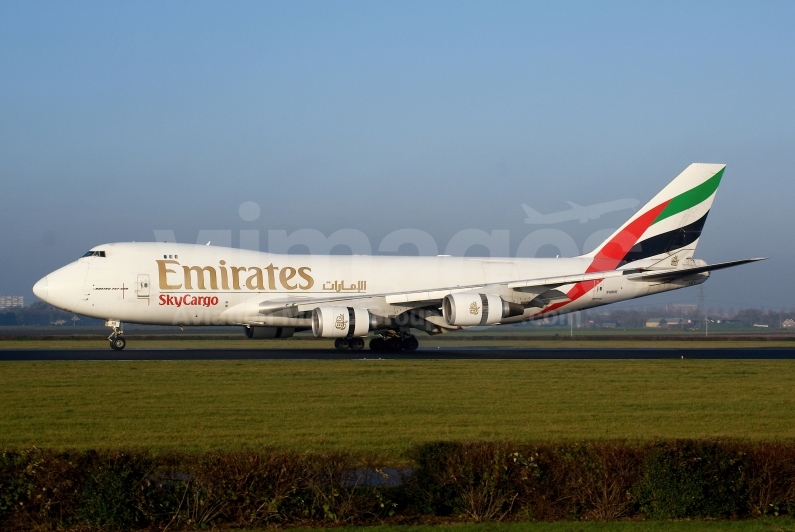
402,336,419,351
349,338,365,351
110,337,126,351
334,338,350,351
385,337,403,351
369,337,385,351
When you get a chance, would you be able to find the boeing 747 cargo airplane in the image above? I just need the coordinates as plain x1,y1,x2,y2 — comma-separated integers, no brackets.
33,163,763,351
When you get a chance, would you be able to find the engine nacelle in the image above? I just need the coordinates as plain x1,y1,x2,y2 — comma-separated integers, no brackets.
311,306,371,338
244,326,295,339
442,293,524,326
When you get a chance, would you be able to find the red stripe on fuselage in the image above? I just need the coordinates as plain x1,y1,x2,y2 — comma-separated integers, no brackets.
541,200,670,315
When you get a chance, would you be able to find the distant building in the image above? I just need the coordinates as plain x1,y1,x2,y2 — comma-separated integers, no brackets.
783,319,795,329
753,324,769,328
646,318,683,328
0,296,23,310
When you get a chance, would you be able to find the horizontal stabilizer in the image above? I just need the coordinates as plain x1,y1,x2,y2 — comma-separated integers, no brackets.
626,258,766,282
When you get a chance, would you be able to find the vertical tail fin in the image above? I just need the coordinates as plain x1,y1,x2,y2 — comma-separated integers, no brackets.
584,163,725,271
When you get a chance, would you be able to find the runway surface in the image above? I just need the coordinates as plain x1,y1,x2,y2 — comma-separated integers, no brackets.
2,347,795,361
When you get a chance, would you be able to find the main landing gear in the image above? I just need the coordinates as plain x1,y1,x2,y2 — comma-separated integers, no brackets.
333,333,419,352
106,320,126,351
369,332,419,352
334,338,366,351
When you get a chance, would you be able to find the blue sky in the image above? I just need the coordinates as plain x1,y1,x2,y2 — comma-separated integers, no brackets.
1,1,793,310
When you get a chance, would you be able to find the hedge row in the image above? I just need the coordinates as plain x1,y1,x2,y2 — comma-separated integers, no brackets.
2,440,795,530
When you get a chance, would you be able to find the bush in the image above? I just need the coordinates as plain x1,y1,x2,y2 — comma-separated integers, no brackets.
745,442,795,516
1,441,795,530
75,451,152,529
406,441,536,521
405,441,465,516
6,449,87,530
0,450,33,523
526,441,642,521
633,440,747,519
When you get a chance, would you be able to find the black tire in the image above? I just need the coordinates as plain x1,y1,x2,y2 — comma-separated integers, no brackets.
350,338,365,351
110,337,126,351
369,337,385,351
402,336,419,351
385,337,403,351
334,338,350,351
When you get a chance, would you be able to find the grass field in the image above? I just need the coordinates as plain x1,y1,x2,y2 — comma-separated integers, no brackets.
1,359,794,457
297,521,795,532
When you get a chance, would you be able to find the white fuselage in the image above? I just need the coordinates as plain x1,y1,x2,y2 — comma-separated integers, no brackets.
33,242,704,328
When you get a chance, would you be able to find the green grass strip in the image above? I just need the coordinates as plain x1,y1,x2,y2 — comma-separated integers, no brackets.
2,360,795,456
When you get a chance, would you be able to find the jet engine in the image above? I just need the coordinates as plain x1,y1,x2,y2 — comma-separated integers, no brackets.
312,306,371,338
442,293,524,326
244,326,295,339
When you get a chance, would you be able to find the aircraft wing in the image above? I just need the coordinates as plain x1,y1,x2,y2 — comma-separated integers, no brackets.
378,269,630,306
246,269,627,313
227,258,764,320
253,286,486,313
624,258,766,282
374,258,764,307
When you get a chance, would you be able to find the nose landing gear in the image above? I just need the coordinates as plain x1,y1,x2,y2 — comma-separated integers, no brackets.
110,337,126,351
106,320,125,351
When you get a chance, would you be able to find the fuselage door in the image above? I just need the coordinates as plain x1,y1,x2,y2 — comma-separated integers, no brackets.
593,277,624,302
592,281,603,300
137,274,150,299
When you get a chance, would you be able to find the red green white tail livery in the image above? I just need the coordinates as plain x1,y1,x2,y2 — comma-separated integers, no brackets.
587,163,723,270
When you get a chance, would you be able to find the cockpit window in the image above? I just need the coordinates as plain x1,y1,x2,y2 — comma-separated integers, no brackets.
81,251,106,258
82,251,94,257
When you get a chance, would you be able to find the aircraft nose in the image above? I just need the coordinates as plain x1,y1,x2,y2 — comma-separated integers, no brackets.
33,276,49,302
37,262,87,312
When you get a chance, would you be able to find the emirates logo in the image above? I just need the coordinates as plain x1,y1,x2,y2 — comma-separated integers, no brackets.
671,256,679,267
334,313,348,330
469,302,481,315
